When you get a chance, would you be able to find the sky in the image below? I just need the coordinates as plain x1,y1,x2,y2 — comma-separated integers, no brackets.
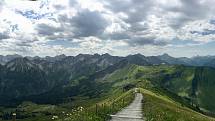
0,0,215,57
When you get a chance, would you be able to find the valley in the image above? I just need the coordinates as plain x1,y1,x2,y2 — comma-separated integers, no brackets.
0,54,215,120
1,0,215,120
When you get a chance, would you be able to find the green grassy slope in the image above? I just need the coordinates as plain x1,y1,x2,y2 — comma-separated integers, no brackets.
132,65,215,114
140,88,215,121
196,67,215,113
25,89,134,121
1,64,215,121
67,64,215,115
0,88,135,121
80,64,215,120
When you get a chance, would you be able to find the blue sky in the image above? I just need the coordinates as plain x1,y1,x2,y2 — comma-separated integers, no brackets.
0,0,215,57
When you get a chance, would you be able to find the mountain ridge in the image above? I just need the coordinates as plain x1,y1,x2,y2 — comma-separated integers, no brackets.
1,53,215,68
1,53,215,114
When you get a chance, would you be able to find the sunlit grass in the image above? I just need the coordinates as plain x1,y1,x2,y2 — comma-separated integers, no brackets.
140,88,215,121
6,89,135,121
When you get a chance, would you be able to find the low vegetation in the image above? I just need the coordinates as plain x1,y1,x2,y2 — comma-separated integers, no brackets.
140,88,215,121
2,64,215,121
0,89,135,121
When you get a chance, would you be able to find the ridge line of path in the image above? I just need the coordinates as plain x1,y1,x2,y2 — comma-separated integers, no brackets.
110,93,145,121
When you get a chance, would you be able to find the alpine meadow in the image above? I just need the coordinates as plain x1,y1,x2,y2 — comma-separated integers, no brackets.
1,0,215,121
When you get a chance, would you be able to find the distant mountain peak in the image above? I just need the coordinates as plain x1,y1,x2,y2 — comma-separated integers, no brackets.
5,57,40,72
55,54,66,57
6,57,29,65
5,54,22,57
76,53,91,57
161,53,171,57
55,54,66,59
102,53,111,57
134,53,144,57
128,53,144,57
0,54,23,65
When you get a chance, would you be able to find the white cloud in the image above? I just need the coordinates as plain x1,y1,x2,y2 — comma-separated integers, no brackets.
0,0,215,57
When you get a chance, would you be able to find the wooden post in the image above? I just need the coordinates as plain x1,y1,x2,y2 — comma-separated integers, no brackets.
104,103,106,112
110,103,113,112
96,104,98,115
102,104,104,111
12,113,16,121
85,108,88,119
113,102,115,111
110,103,112,113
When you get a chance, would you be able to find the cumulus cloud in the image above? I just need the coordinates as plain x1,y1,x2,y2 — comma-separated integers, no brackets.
104,0,154,23
127,36,168,47
0,0,4,11
0,0,215,57
71,9,109,37
0,32,10,40
36,23,63,36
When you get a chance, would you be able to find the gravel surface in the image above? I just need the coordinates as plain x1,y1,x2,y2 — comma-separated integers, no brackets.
110,93,144,121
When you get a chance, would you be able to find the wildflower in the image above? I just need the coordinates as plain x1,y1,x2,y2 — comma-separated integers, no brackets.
51,115,58,120
12,113,16,116
78,106,84,111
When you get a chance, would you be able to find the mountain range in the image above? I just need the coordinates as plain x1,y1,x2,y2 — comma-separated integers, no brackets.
2,53,215,67
1,53,215,114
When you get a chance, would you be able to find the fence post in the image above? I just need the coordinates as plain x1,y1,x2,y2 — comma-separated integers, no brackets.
96,104,98,115
110,103,112,113
12,113,16,121
113,102,115,112
86,108,88,116
123,99,125,106
102,104,104,111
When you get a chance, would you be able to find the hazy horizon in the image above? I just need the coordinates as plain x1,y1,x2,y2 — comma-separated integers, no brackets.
1,52,215,58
